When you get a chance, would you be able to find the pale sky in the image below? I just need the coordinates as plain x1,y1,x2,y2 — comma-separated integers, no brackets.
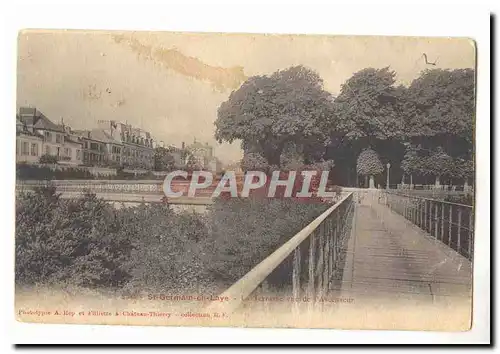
17,30,475,164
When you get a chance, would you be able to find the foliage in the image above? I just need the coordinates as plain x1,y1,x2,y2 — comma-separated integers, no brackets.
16,185,330,295
333,67,405,141
121,205,210,294
153,147,176,171
404,68,475,141
16,164,95,180
215,65,335,165
39,154,59,164
240,152,270,173
203,198,329,285
37,154,54,164
16,187,133,288
356,148,383,176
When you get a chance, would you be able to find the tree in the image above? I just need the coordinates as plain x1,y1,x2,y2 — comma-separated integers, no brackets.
404,68,474,143
215,65,336,166
402,68,475,185
356,148,383,188
333,67,406,142
39,154,58,164
240,152,270,173
154,147,176,171
327,67,406,186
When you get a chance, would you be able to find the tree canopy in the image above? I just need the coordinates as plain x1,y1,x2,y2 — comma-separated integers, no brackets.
153,147,176,171
333,67,406,142
356,148,384,176
215,65,336,166
400,68,475,182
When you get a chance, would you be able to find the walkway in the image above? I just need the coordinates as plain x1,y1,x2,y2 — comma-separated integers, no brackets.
340,192,472,300
328,192,473,330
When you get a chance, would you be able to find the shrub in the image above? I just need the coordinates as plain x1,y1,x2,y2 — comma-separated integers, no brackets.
39,154,58,164
15,186,331,295
16,187,133,288
121,205,210,294
201,198,329,286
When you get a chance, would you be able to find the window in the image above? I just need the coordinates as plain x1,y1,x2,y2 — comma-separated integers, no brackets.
31,143,38,156
45,145,51,155
44,131,52,142
16,140,19,155
22,142,29,155
56,134,61,144
64,148,71,157
76,149,81,160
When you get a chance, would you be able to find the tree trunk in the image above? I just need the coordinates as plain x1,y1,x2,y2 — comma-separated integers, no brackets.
435,175,441,187
364,175,368,188
369,175,375,189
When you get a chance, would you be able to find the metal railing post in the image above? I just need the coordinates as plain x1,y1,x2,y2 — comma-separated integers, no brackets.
424,200,428,230
307,233,316,312
449,204,453,246
457,208,462,255
434,203,438,239
420,199,423,228
441,203,445,241
328,215,333,285
292,247,301,315
322,222,330,291
428,200,432,233
468,210,473,260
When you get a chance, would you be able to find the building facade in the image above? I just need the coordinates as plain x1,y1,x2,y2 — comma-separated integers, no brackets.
16,107,158,170
16,107,83,166
186,140,214,168
96,120,154,169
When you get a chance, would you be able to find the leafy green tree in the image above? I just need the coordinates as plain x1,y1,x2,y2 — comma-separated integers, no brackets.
240,152,270,173
333,67,405,142
215,65,335,166
402,68,475,185
356,148,383,188
154,147,176,171
39,154,58,164
327,67,406,186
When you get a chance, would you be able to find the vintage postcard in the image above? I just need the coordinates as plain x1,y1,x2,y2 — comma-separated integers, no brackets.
15,30,476,331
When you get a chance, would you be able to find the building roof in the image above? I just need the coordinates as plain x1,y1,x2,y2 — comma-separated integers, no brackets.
18,107,65,132
64,137,83,146
90,129,122,144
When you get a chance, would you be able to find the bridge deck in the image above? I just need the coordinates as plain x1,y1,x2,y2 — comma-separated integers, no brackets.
320,192,473,330
338,193,472,302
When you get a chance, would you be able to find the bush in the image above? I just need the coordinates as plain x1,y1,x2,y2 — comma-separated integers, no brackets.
16,187,133,288
39,154,58,164
121,205,210,294
201,198,329,286
16,187,331,295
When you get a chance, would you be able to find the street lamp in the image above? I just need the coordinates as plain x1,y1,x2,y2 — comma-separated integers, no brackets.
386,162,391,189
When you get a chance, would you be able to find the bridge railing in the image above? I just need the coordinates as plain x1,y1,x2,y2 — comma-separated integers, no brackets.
382,191,474,261
205,192,354,316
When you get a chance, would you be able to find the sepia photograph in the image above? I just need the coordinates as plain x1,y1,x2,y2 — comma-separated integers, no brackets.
14,29,477,332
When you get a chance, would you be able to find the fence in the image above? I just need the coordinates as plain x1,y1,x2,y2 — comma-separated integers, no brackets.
396,184,473,192
205,192,354,315
16,180,165,195
382,191,474,261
